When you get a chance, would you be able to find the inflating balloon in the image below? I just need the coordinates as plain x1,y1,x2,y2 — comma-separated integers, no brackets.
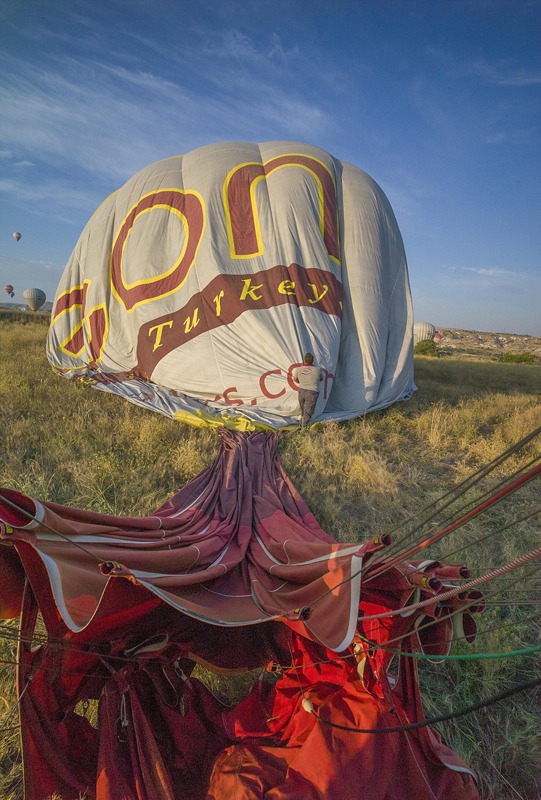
13,231,22,242
23,287,46,312
48,141,415,429
4,284,14,298
413,321,436,345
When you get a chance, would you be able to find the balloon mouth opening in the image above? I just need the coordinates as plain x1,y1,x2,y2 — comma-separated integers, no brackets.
0,489,37,528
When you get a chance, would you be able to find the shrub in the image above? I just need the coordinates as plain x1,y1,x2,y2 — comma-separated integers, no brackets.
498,352,536,364
414,339,440,357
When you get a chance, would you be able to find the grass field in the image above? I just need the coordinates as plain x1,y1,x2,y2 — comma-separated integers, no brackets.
0,315,540,800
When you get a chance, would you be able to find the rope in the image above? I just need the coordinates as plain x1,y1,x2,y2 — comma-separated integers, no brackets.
2,607,540,679
0,493,104,563
373,451,540,573
357,546,541,622
0,725,21,735
304,677,541,735
0,432,538,692
430,505,541,574
363,462,541,582
375,426,541,552
1,443,538,642
0,679,31,732
0,558,539,671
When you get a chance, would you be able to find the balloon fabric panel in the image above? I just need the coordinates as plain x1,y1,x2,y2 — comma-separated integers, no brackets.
47,141,415,428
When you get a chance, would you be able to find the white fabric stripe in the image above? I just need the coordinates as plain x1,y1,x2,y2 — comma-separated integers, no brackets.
439,763,477,778
18,499,45,530
37,550,105,633
331,554,363,652
35,521,212,546
249,579,289,594
168,486,209,518
197,523,210,536
138,581,279,626
36,533,163,545
122,544,233,578
254,530,362,568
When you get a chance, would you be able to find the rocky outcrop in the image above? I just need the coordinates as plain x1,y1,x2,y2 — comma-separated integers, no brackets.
436,328,541,358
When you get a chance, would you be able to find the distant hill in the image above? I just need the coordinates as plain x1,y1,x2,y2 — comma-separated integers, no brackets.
437,328,541,359
0,301,52,313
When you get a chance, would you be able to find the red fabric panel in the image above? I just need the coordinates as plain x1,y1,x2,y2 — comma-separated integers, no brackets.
17,589,99,800
2,431,482,799
207,744,296,799
0,543,24,618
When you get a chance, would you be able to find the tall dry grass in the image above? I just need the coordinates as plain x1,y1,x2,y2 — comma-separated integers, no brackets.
0,316,540,800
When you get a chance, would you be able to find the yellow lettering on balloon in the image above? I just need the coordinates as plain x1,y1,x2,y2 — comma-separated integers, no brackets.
184,308,200,333
148,320,173,352
278,280,296,295
213,290,225,317
308,283,329,304
239,279,264,302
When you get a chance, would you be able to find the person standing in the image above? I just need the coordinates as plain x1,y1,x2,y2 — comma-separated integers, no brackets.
292,353,323,428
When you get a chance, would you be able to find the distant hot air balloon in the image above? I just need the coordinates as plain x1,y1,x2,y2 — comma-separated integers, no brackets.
413,321,436,346
22,288,46,312
4,285,15,299
13,231,22,242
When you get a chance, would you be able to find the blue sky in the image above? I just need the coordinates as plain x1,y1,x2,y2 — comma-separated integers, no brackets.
1,0,540,335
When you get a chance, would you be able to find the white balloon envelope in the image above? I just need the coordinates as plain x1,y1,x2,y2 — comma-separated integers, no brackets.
47,141,415,429
23,287,46,312
413,321,436,345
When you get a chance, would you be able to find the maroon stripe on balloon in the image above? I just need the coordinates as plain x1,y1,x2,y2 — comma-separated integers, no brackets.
111,190,205,312
53,285,86,319
227,155,340,261
134,264,342,378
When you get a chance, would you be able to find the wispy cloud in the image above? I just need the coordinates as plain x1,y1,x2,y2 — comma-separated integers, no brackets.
187,27,300,66
470,58,541,87
268,33,300,63
0,176,99,213
0,32,332,190
427,46,541,88
444,265,541,297
448,266,520,277
485,127,535,145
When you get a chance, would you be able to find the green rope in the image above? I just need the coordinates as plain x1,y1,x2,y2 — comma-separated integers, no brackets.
366,642,541,661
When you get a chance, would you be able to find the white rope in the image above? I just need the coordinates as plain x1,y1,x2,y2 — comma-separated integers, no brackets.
0,679,31,731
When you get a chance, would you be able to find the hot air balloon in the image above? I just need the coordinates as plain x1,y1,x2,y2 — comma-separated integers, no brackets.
13,231,22,242
4,284,14,299
48,141,415,429
413,321,436,345
23,287,46,312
